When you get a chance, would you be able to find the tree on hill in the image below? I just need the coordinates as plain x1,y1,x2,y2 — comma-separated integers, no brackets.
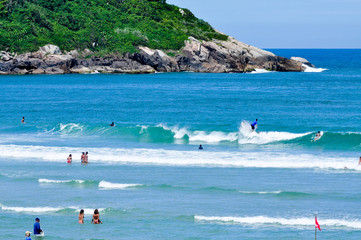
0,0,227,54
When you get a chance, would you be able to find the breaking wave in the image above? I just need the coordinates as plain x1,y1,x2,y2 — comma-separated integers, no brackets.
302,64,328,72
0,204,105,215
195,215,361,229
98,181,144,190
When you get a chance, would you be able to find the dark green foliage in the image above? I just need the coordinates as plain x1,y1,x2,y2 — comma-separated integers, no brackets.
0,0,228,54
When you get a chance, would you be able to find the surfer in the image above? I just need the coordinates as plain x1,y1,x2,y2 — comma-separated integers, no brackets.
79,209,84,224
33,218,43,236
25,231,31,240
199,145,203,150
81,152,85,163
315,131,321,138
91,209,102,224
67,154,72,164
251,119,258,131
21,116,25,123
109,122,115,127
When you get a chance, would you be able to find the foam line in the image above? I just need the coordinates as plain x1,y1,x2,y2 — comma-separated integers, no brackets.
0,144,358,170
98,180,143,190
195,215,361,229
38,178,85,184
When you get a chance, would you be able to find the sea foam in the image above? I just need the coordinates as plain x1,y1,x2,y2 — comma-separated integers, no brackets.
0,144,358,171
302,64,328,73
195,215,361,229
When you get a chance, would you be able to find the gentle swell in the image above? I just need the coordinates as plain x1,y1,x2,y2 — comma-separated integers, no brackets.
195,215,361,229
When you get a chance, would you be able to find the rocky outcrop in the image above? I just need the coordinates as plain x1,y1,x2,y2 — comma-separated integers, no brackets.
291,57,315,68
0,37,309,75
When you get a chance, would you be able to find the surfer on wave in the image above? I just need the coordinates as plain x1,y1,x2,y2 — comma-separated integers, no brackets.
251,119,258,131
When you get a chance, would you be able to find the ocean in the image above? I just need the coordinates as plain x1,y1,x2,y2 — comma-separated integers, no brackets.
0,49,360,239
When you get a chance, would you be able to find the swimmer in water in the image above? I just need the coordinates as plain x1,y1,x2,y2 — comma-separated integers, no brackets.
358,156,361,165
79,209,84,224
67,154,72,164
21,116,25,123
91,209,102,224
109,122,115,127
199,145,203,150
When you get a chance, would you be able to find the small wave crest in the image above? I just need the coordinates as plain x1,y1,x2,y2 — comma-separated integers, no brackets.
0,204,105,215
195,215,361,229
98,180,143,190
38,178,85,184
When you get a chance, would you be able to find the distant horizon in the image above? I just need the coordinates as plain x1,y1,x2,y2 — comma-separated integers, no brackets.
167,0,361,49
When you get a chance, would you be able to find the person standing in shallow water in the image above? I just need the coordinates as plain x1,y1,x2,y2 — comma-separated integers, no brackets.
91,209,102,224
21,116,25,123
81,152,85,163
33,218,42,235
67,154,72,163
79,209,84,224
84,152,88,163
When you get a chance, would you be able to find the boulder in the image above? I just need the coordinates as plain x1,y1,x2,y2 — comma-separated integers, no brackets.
44,67,64,74
70,66,92,74
291,57,315,67
32,68,45,74
39,44,62,55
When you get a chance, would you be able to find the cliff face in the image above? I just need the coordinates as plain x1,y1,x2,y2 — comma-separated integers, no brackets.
0,37,305,75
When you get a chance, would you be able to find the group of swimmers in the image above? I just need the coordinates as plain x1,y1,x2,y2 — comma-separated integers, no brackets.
79,209,103,224
66,152,88,163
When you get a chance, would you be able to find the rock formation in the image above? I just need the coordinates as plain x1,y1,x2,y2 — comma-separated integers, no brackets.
0,37,309,75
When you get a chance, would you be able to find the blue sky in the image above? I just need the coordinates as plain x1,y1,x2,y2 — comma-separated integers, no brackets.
167,0,361,48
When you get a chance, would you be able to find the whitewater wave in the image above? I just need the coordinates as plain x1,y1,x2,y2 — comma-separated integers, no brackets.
0,204,104,215
29,121,315,146
98,181,143,190
239,190,282,195
39,178,85,184
0,144,359,170
195,215,361,229
161,122,308,145
248,69,274,74
302,64,328,73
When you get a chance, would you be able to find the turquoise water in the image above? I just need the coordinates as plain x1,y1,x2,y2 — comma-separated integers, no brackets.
0,49,361,239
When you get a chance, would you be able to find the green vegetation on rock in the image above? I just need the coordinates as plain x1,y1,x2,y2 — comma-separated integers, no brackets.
0,0,228,53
